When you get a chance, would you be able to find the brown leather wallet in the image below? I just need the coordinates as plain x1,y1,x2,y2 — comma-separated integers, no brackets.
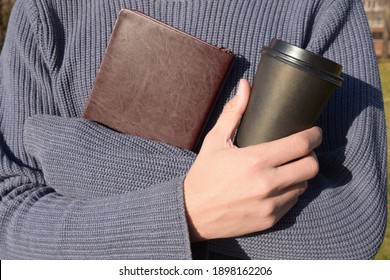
83,9,234,151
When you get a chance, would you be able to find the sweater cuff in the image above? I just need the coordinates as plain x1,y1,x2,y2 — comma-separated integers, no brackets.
58,176,192,259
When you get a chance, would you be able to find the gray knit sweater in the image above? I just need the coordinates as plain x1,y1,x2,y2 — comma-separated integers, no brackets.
0,0,387,259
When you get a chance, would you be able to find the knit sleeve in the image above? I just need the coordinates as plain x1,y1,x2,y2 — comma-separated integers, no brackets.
210,0,387,259
0,0,193,259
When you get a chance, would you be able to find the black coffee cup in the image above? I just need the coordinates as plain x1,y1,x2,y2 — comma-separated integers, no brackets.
235,38,343,147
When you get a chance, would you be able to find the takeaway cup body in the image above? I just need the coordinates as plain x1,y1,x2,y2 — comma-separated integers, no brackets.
235,39,343,147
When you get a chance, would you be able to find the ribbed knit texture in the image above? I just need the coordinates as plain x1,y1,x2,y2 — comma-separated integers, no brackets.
0,0,387,259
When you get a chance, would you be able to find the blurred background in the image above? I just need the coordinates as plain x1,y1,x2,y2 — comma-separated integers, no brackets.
0,0,389,260
0,0,13,50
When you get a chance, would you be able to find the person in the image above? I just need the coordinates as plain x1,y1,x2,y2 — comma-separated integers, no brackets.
0,0,387,259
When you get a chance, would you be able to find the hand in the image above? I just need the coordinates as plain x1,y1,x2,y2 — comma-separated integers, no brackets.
183,79,322,241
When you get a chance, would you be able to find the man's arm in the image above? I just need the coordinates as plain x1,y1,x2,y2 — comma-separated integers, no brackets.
0,0,193,259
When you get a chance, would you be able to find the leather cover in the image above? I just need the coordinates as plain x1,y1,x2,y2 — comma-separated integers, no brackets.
83,9,234,151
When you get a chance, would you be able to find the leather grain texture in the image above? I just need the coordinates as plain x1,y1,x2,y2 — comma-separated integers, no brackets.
83,9,234,151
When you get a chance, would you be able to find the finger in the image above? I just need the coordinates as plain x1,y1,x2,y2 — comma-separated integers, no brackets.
272,152,319,190
257,182,306,230
273,189,302,224
273,181,307,212
212,79,251,143
277,181,308,197
248,126,322,167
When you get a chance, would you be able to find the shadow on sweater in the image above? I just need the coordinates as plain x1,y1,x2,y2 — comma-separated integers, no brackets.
208,72,384,259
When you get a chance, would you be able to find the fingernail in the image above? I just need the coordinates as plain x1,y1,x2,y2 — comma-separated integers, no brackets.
300,183,308,195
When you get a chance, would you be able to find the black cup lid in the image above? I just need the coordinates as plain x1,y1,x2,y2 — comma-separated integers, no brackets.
262,38,343,86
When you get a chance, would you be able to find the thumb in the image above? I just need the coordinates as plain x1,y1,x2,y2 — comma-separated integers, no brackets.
212,79,251,144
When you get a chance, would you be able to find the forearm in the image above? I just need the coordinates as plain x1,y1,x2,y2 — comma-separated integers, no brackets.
1,111,194,259
23,114,195,198
0,174,191,259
